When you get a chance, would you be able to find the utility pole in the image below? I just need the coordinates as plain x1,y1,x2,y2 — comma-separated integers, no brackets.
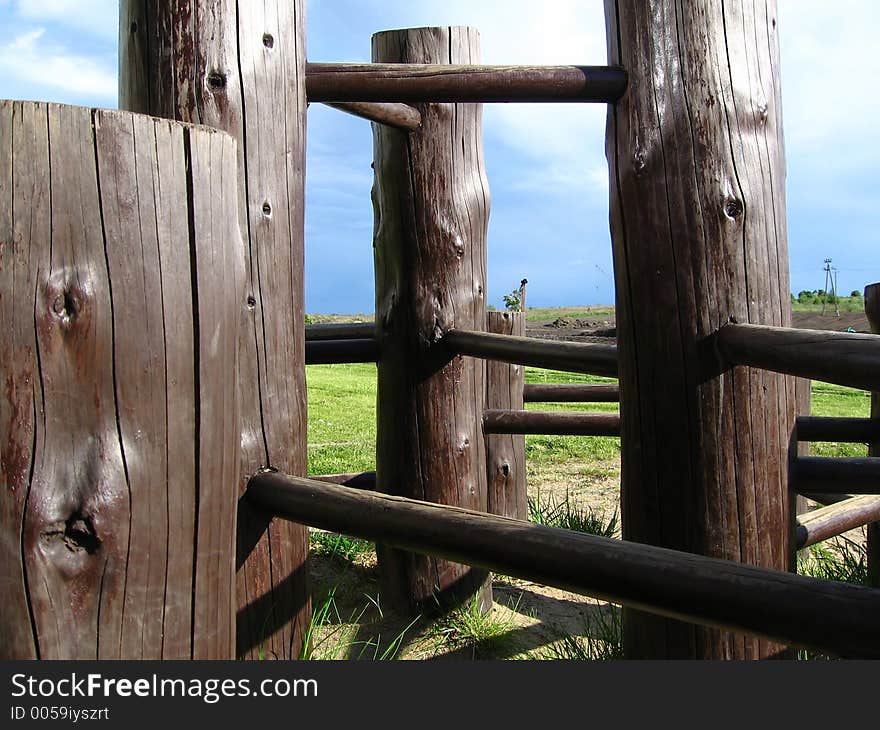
821,259,840,317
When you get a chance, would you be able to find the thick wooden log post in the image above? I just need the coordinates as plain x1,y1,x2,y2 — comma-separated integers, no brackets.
0,101,243,658
372,27,491,612
605,1,796,658
486,311,526,520
865,283,880,586
119,1,310,659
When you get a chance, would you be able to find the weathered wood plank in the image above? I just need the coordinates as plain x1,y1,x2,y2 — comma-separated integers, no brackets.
716,324,880,393
484,410,621,437
120,0,311,659
523,383,620,403
305,322,375,341
605,0,795,658
248,471,880,659
444,329,618,376
306,63,628,103
485,311,526,520
324,102,421,131
0,101,242,659
305,338,378,364
372,26,491,612
795,497,880,549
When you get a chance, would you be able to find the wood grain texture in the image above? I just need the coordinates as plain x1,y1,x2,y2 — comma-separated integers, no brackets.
119,0,311,659
248,471,880,659
795,497,880,549
485,311,526,520
306,63,628,103
484,410,621,437
444,329,618,376
605,0,795,658
524,383,620,403
716,324,880,392
0,100,242,659
866,284,879,585
372,27,491,612
325,102,421,131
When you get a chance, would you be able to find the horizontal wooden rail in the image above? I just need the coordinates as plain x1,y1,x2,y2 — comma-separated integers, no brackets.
796,416,880,443
715,324,880,392
305,338,378,365
306,63,628,103
305,322,376,341
444,329,618,377
309,472,377,490
324,101,421,130
524,383,620,403
794,457,880,495
795,497,880,549
483,409,621,436
246,472,880,658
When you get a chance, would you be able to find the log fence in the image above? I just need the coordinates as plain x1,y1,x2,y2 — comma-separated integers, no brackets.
3,2,880,661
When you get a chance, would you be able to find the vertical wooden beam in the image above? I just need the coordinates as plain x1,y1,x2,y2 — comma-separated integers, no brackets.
119,0,311,659
865,283,880,587
486,311,527,520
372,26,492,612
605,0,795,658
0,101,242,659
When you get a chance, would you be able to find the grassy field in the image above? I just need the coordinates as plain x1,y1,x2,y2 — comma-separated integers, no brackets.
791,295,865,313
303,363,872,659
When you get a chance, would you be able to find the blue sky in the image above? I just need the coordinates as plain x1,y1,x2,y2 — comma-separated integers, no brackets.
1,0,877,313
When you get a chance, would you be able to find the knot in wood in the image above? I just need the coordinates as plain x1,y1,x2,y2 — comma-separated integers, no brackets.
246,295,257,309
724,198,744,220
262,201,272,217
632,147,647,176
41,513,101,555
52,290,79,326
757,103,769,124
262,33,275,49
206,71,227,92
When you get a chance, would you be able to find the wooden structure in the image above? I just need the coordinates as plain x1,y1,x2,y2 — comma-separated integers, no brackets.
119,0,311,660
0,101,242,659
2,3,880,663
371,26,492,611
606,0,795,659
866,283,880,586
485,311,527,520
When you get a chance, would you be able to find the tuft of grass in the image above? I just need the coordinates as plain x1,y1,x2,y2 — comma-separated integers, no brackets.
428,596,516,658
542,609,622,660
528,490,619,538
309,529,374,563
300,588,416,661
798,533,870,587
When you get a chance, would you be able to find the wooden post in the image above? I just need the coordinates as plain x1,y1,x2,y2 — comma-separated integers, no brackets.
865,283,880,587
372,26,491,612
486,312,527,520
520,279,528,313
605,1,796,658
119,0,311,659
0,101,243,659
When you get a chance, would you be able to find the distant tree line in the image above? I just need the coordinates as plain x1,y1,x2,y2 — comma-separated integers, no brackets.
791,289,862,305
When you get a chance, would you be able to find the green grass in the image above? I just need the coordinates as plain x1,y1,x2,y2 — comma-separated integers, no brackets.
524,306,615,322
528,490,619,537
306,363,377,475
310,529,373,563
541,610,623,660
791,295,864,313
809,381,871,457
428,595,517,658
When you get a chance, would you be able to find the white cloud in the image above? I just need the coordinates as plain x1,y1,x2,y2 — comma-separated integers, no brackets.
14,0,117,41
0,28,116,102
